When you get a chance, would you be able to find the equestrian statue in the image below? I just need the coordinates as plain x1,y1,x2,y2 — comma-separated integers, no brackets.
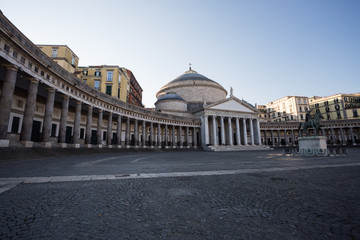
298,109,324,136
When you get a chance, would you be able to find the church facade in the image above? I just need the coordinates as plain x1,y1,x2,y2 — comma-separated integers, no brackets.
154,68,265,151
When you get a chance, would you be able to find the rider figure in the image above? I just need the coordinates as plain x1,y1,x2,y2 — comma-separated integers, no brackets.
305,110,312,123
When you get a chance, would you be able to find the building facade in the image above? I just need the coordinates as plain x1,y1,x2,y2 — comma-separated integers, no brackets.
260,96,310,122
37,45,79,73
309,93,360,121
75,65,130,103
122,68,143,107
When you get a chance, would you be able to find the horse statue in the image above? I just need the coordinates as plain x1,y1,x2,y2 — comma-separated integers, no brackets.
298,110,324,136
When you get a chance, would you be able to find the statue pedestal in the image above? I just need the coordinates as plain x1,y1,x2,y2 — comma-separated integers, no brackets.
298,136,328,156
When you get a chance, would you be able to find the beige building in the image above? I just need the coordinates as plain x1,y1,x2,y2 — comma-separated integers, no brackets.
262,96,310,122
309,93,360,120
75,65,130,103
37,45,79,73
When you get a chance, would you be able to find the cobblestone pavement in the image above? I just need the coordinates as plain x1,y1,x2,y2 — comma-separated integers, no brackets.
0,149,360,239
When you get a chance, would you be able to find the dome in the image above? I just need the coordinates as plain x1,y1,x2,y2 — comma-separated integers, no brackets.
155,92,188,113
156,92,186,102
169,69,217,84
156,68,227,104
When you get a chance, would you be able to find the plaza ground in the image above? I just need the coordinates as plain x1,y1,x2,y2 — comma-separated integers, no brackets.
0,149,359,239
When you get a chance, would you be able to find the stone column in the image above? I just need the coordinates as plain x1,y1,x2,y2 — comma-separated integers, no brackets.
150,122,154,147
330,128,335,145
202,116,210,146
0,65,18,146
193,127,197,147
142,121,146,147
106,112,113,146
179,126,183,147
291,130,295,146
165,124,168,147
260,129,268,146
157,123,161,147
72,101,82,146
284,130,288,146
134,119,138,147
85,105,93,145
117,115,122,146
172,125,176,147
125,117,130,147
228,117,233,145
270,130,274,146
20,78,39,146
277,130,281,146
220,117,225,145
41,88,55,145
242,118,248,145
340,127,345,145
235,118,240,146
256,119,261,145
185,126,189,147
321,128,326,136
58,95,69,144
97,109,103,145
349,127,355,145
249,119,254,145
212,116,217,146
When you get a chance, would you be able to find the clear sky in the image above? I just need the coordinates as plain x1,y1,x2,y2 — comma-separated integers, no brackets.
2,0,359,107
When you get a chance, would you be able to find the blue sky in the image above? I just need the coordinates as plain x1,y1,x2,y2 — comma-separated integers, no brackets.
2,0,359,107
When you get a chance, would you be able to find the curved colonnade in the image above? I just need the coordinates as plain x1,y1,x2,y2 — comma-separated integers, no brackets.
0,13,201,148
260,120,360,147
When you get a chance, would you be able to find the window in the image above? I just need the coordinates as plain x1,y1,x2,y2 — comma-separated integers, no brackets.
52,48,58,57
80,128,85,139
106,85,112,95
106,71,113,82
304,107,308,111
337,112,342,119
11,116,20,133
94,80,100,90
16,99,23,108
83,79,87,83
325,107,330,112
118,88,120,98
354,110,359,118
315,103,319,108
299,106,302,112
316,109,320,113
300,114,304,120
4,44,10,53
324,101,329,106
103,131,107,141
118,74,121,84
335,105,340,110
51,124,57,137
13,51,18,58
83,70,88,76
303,99,307,104
95,71,101,76
334,99,339,103
72,55,75,65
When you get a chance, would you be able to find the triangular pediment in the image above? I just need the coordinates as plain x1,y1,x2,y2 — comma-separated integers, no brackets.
206,97,257,113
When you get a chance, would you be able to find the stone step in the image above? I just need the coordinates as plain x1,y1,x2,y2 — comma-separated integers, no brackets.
209,145,272,152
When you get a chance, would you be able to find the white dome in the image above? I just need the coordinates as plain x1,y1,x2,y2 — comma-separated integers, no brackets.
156,69,227,104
